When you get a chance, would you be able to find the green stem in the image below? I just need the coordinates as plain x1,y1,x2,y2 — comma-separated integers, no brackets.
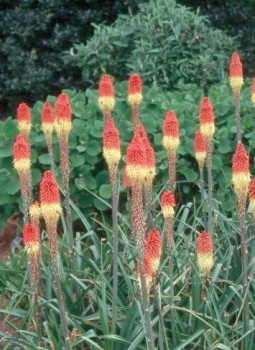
133,185,155,350
167,235,177,348
168,153,176,192
51,253,72,350
239,198,249,350
110,173,119,337
152,279,170,350
199,169,207,229
206,144,213,235
234,94,241,143
132,104,140,130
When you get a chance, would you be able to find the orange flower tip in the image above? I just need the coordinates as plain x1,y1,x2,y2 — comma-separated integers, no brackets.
199,97,215,142
229,52,243,91
29,201,41,221
42,101,54,135
128,74,143,106
126,130,147,184
249,179,255,216
161,191,175,219
194,131,206,168
135,124,156,180
103,118,121,169
98,75,115,114
197,231,214,276
162,111,180,152
40,171,61,204
145,229,161,273
54,93,72,138
23,223,40,256
13,134,31,174
249,179,255,200
17,103,32,136
232,143,250,197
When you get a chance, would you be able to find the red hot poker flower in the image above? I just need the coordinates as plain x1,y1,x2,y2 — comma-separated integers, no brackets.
13,134,31,175
98,75,115,115
194,130,206,171
199,97,215,143
23,223,40,256
40,171,62,226
162,110,180,154
54,93,72,139
145,229,161,273
249,178,255,218
161,191,175,220
197,230,214,276
103,117,121,172
41,101,54,136
17,103,32,137
229,52,243,93
128,74,143,106
136,124,156,182
126,128,147,185
232,142,250,199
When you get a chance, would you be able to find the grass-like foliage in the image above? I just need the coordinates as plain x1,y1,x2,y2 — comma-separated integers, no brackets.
1,54,255,350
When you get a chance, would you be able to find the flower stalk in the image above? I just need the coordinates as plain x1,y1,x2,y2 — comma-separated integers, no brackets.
54,93,74,257
162,111,180,191
229,52,243,143
232,142,250,343
126,130,155,349
41,101,55,173
199,97,215,235
102,116,121,335
128,74,143,130
13,134,33,223
40,171,72,350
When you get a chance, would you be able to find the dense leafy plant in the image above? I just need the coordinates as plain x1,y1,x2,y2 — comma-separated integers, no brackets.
0,0,144,116
178,0,255,77
68,0,236,91
0,78,254,229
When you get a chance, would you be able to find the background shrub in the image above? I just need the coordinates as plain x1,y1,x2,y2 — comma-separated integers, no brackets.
68,0,236,91
0,0,144,116
1,77,254,230
178,0,255,78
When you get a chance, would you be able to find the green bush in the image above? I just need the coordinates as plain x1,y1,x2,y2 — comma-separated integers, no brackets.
68,0,236,90
1,78,254,228
0,0,144,116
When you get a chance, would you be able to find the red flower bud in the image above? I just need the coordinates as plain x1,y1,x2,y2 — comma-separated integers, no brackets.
197,231,213,276
128,74,143,106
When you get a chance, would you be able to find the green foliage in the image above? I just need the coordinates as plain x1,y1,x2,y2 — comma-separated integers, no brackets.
68,0,235,90
0,0,144,116
178,0,255,77
1,194,255,348
1,78,255,227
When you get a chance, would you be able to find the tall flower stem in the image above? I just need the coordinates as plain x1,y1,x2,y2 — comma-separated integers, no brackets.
110,172,119,336
166,219,177,348
239,198,249,349
206,144,213,235
199,170,207,228
168,154,176,192
234,95,241,143
59,139,74,257
132,185,155,350
50,240,72,350
152,278,169,350
132,104,140,130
